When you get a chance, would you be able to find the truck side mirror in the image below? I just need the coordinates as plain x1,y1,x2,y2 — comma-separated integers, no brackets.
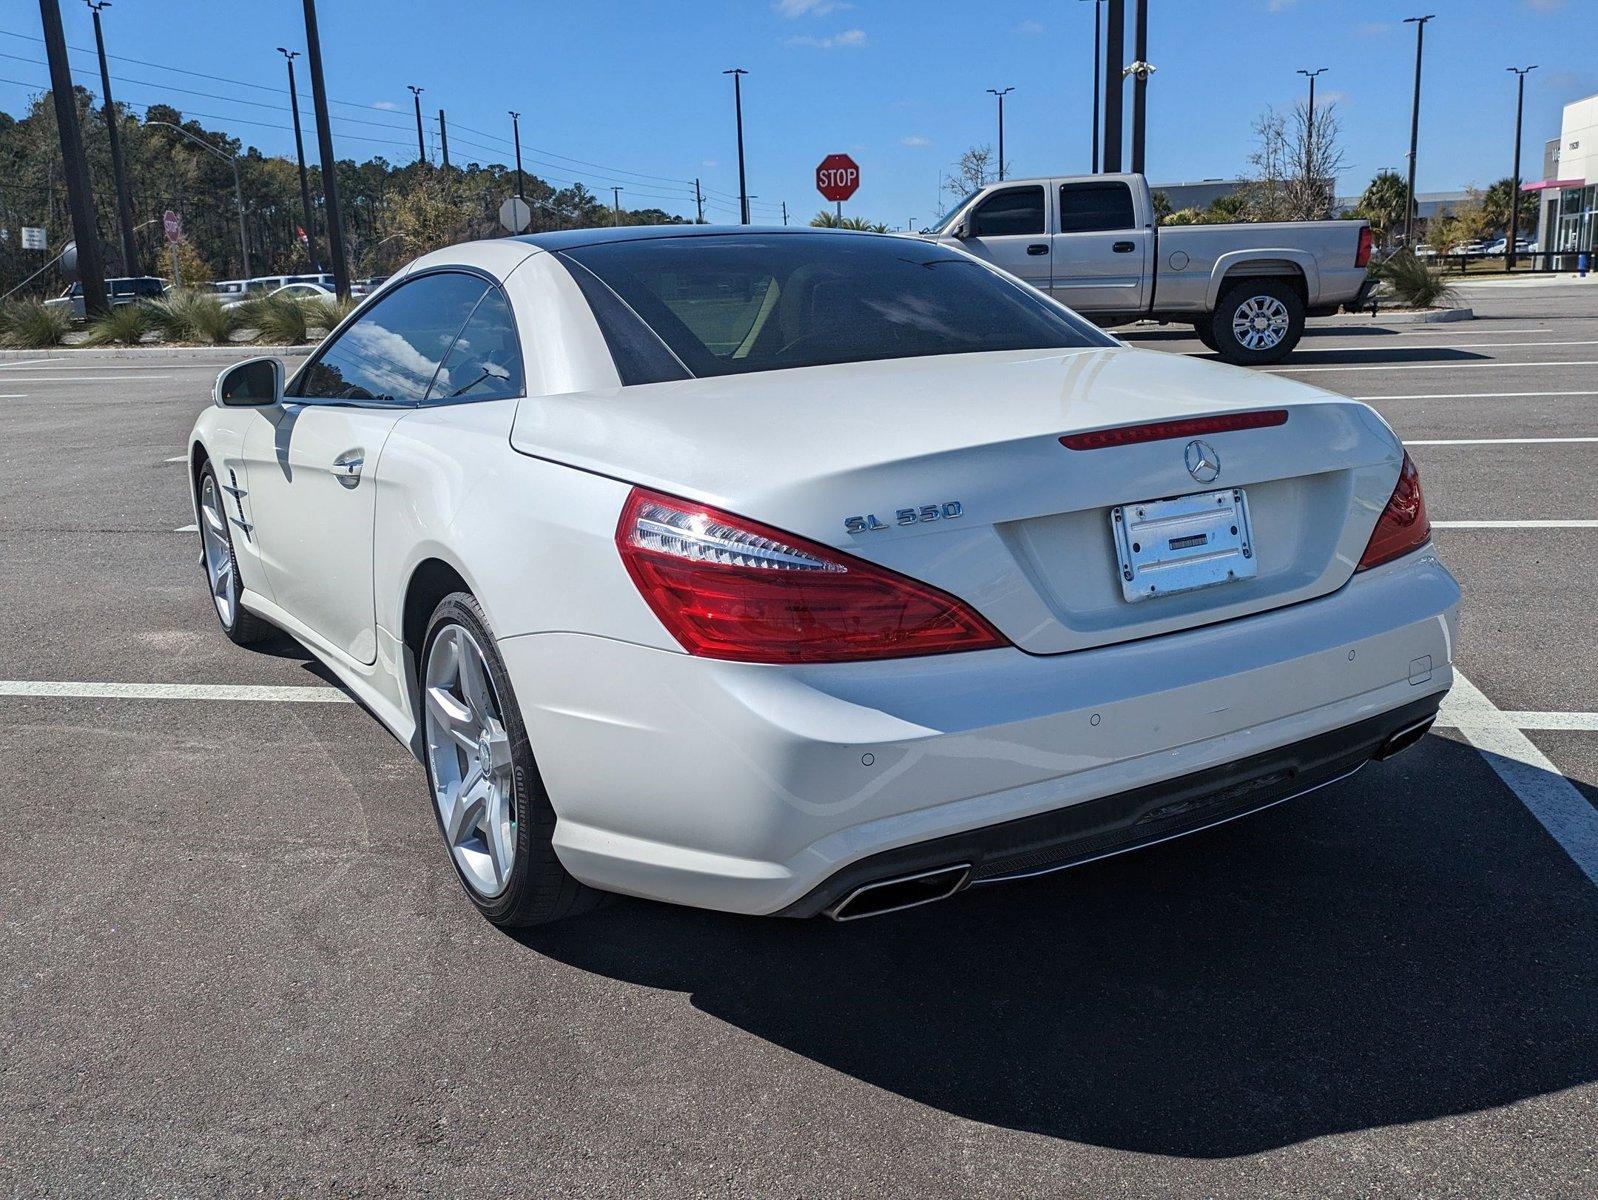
215,356,283,407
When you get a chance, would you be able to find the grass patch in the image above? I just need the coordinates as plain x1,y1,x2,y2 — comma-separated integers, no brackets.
145,291,237,345
82,302,156,346
1376,251,1459,309
0,298,72,348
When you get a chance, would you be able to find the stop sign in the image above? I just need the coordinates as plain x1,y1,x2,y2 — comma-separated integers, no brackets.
162,209,182,243
815,153,860,203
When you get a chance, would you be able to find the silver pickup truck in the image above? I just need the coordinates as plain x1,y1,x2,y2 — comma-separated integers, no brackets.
924,172,1376,364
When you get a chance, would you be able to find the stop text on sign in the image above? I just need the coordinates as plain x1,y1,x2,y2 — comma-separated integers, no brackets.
815,154,860,202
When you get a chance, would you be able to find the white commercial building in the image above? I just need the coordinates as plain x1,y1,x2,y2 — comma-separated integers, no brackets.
1528,92,1597,257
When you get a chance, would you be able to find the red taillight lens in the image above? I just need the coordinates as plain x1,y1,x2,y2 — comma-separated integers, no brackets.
616,488,1008,663
1357,452,1430,571
1356,225,1374,269
1060,409,1288,451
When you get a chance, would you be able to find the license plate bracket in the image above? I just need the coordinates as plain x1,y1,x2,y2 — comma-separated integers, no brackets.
1110,487,1257,603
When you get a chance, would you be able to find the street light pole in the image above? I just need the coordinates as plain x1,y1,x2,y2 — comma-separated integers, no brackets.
1297,67,1327,149
438,108,450,170
1102,0,1125,173
1506,65,1536,271
1128,0,1151,175
278,48,319,271
301,0,349,297
146,121,250,279
86,2,139,276
724,68,750,225
1081,0,1103,173
987,87,1013,181
1402,14,1434,248
611,187,623,226
508,111,524,199
408,85,425,163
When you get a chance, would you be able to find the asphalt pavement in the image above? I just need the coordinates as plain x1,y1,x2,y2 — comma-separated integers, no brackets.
2,283,1595,1198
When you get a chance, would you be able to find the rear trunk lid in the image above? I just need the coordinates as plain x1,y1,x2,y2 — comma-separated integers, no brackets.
510,346,1403,654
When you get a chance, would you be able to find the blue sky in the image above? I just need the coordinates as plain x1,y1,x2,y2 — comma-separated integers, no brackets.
4,0,1595,227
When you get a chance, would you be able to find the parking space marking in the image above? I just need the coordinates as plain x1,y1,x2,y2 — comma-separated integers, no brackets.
1408,437,1598,445
0,679,352,703
175,523,198,532
0,362,200,370
0,374,179,382
1271,360,1598,374
1355,391,1598,400
1501,712,1598,731
1440,673,1598,887
165,454,187,462
1294,339,1598,353
1433,520,1598,528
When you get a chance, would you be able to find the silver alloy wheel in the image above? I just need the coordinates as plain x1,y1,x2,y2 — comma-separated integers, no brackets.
198,473,237,627
1231,294,1291,351
423,623,517,898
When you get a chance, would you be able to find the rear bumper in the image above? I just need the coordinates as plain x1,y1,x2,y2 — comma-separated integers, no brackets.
778,694,1439,917
500,550,1459,917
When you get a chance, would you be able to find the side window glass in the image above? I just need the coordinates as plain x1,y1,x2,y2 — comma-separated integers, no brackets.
969,186,1045,237
1059,182,1136,233
425,287,526,403
292,273,487,405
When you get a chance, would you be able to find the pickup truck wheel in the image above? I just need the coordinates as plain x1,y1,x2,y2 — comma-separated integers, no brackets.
1192,321,1219,352
1211,281,1304,366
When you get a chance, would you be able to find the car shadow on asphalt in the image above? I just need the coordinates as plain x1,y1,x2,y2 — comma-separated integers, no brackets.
515,733,1598,1157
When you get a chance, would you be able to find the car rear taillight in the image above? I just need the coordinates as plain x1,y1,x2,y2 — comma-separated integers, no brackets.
616,487,1008,663
1356,225,1373,269
1357,452,1430,570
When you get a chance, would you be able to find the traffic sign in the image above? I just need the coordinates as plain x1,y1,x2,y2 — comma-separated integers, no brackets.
499,196,532,234
163,210,183,244
21,226,46,251
815,154,860,203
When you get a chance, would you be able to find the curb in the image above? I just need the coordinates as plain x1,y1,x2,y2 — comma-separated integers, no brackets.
0,345,306,361
1359,307,1475,325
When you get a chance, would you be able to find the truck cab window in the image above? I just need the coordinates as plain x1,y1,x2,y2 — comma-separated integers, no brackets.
969,187,1045,238
1059,182,1136,233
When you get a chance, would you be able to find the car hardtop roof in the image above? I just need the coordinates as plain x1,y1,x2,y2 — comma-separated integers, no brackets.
512,223,861,253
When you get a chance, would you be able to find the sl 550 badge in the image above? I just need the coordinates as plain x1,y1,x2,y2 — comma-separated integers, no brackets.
845,501,963,534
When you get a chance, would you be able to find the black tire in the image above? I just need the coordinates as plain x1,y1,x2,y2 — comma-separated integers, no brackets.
1192,320,1219,353
1209,279,1305,366
196,462,274,646
420,592,605,927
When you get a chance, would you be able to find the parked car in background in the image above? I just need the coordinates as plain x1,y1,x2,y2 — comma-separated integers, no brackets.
1449,240,1489,255
221,280,335,309
922,172,1375,364
1484,238,1532,254
190,226,1456,927
1413,244,1437,258
353,275,390,296
43,275,167,319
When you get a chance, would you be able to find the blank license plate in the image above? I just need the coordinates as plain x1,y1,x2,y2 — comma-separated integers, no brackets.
1110,488,1257,603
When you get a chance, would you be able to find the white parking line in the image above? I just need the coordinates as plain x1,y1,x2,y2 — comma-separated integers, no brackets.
1432,520,1598,529
1272,360,1598,374
0,358,55,369
1355,391,1598,400
0,394,26,399
0,374,178,382
0,362,197,370
1501,712,1598,731
0,680,352,703
1396,327,1550,335
1439,673,1598,887
1295,339,1598,353
175,524,198,533
1408,437,1598,445
165,454,187,462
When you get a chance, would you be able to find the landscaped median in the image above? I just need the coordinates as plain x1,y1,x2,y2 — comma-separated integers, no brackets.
0,289,353,350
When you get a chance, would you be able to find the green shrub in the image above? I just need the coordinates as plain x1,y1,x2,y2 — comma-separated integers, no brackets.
235,291,311,345
145,290,237,345
0,298,72,348
82,302,156,346
304,294,355,334
1376,250,1458,309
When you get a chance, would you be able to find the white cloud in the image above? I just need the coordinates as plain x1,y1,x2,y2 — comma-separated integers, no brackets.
1356,21,1390,36
774,0,851,16
1523,0,1565,11
785,28,867,48
371,100,398,111
1015,19,1046,35
901,135,932,148
701,159,719,168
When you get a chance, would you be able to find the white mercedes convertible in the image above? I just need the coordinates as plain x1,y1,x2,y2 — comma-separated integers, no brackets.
190,226,1459,925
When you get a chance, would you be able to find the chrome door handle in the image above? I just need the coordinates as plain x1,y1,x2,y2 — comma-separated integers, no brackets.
333,449,364,489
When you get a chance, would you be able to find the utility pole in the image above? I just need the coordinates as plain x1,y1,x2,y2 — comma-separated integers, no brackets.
781,200,788,226
1085,0,1103,172
724,68,750,224
302,0,350,298
438,108,450,169
1506,65,1536,271
987,87,1014,180
1102,0,1125,173
1127,0,1153,175
693,177,704,223
86,1,138,277
41,0,108,313
508,111,524,199
611,187,622,226
278,47,318,271
1402,14,1434,248
408,85,425,163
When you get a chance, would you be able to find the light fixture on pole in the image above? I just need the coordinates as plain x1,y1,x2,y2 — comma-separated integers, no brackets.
724,69,750,224
508,111,524,199
986,87,1014,181
1402,15,1435,247
407,84,425,163
278,47,319,271
1506,65,1537,271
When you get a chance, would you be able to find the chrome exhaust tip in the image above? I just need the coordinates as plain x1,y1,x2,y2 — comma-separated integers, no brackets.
1374,715,1436,761
824,864,971,922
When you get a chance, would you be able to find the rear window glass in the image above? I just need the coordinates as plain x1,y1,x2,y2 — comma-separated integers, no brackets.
560,233,1110,379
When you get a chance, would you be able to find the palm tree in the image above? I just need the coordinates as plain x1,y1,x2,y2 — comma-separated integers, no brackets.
1356,171,1409,245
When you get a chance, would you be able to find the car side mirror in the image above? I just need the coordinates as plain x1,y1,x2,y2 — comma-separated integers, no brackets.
953,220,972,240
215,356,283,407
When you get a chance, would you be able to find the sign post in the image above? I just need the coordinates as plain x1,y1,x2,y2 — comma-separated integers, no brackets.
163,209,183,288
815,154,860,221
